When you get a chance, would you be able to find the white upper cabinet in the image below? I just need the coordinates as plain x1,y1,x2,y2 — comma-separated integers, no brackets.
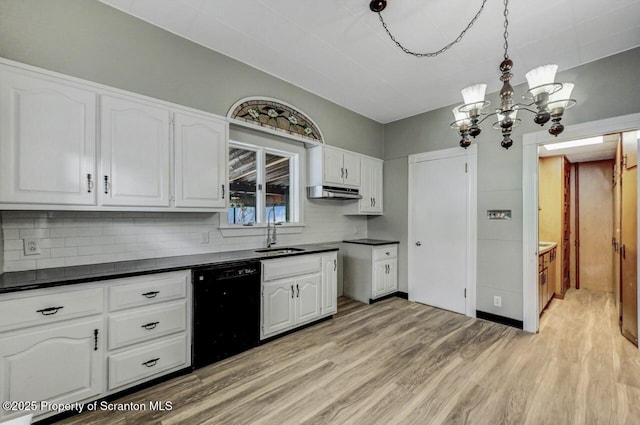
100,95,171,207
0,59,230,211
308,145,361,189
174,111,228,209
343,156,384,215
0,66,97,205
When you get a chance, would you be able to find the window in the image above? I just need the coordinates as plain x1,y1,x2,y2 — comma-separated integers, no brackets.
227,141,299,226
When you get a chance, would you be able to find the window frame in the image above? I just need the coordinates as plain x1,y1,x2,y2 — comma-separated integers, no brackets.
220,137,305,236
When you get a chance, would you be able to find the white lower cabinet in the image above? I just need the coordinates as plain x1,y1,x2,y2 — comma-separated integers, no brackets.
261,252,337,339
0,318,103,420
343,242,399,304
0,270,191,422
321,252,338,315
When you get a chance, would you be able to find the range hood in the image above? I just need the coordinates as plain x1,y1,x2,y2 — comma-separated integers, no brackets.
307,185,362,200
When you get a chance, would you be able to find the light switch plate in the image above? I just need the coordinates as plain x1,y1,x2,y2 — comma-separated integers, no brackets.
487,210,512,220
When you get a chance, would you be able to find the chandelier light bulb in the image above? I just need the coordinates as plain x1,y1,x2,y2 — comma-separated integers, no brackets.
452,107,471,127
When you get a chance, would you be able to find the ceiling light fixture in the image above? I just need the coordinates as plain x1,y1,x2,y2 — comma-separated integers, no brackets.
543,136,603,151
371,0,577,150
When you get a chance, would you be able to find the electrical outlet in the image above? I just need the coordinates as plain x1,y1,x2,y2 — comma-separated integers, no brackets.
23,238,41,256
200,232,210,244
493,296,502,308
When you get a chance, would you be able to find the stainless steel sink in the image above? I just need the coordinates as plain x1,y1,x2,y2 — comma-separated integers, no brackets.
254,247,305,255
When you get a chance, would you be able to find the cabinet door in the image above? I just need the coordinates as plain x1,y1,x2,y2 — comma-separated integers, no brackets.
295,274,321,324
100,95,170,207
342,152,361,188
262,280,295,338
622,130,638,170
174,111,227,209
323,147,345,186
321,253,338,315
370,160,383,213
0,319,103,419
0,67,97,205
373,261,387,298
385,259,398,293
359,158,374,213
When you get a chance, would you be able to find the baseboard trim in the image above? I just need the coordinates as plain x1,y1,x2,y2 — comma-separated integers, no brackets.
476,310,523,329
369,291,408,304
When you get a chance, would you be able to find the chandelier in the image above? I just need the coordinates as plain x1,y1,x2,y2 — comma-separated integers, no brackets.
370,0,577,149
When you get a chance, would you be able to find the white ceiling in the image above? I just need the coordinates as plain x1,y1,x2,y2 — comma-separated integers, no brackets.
99,0,640,124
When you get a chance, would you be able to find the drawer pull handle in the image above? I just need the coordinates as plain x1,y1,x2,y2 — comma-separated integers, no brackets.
36,306,64,316
296,284,300,298
142,291,160,299
142,358,160,368
291,285,294,298
94,329,99,351
141,321,159,330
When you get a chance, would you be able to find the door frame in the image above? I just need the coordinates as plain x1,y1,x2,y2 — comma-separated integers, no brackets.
522,113,640,338
407,145,477,317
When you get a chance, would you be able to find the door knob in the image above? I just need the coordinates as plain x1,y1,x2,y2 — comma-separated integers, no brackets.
416,241,422,246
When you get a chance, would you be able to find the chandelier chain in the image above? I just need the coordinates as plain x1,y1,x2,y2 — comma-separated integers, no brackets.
503,0,510,59
376,0,488,58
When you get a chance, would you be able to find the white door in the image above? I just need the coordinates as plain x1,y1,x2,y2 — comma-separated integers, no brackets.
295,274,321,324
0,319,103,420
174,111,227,209
0,67,97,205
100,95,170,207
409,147,476,315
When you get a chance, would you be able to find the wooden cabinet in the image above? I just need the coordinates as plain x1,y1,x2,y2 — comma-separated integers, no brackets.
0,270,191,421
538,156,570,298
321,252,338,315
621,130,637,345
173,111,228,209
538,246,556,315
308,145,361,189
0,65,97,206
343,242,399,304
99,95,171,207
0,58,229,212
345,156,384,215
261,252,337,339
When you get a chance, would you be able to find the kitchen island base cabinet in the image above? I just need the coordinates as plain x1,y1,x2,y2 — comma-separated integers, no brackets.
261,252,337,340
343,242,398,304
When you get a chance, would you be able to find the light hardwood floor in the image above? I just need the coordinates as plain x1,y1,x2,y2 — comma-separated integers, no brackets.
57,289,640,425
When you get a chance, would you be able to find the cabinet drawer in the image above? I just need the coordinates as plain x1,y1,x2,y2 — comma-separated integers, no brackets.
109,271,188,312
108,301,187,350
108,334,187,390
0,287,103,332
373,245,397,261
262,255,321,282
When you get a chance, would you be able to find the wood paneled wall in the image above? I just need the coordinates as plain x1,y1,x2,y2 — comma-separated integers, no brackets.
578,160,615,293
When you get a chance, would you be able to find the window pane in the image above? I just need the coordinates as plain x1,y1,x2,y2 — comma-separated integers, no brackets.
228,147,257,225
265,153,290,223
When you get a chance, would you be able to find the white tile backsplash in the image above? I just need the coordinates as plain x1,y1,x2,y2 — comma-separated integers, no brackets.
1,202,367,272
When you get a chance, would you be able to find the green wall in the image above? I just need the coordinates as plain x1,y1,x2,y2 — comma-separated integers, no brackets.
371,47,640,320
0,0,383,157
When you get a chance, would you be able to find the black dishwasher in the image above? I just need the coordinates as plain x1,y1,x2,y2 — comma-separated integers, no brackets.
192,260,261,369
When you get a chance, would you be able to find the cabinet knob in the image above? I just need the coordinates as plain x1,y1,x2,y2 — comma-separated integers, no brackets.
415,241,422,246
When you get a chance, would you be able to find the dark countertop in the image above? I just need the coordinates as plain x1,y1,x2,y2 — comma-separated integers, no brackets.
0,243,339,294
343,238,399,246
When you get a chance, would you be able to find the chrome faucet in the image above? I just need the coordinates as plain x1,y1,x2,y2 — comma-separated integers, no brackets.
267,207,277,247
